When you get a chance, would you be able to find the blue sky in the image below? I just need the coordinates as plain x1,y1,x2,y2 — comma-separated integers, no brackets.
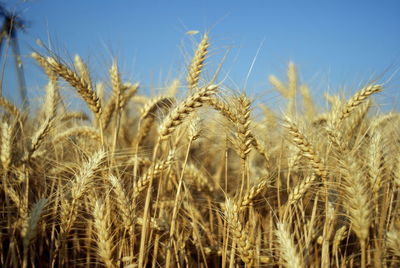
3,0,400,110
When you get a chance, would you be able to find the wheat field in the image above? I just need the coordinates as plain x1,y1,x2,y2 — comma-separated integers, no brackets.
1,33,400,268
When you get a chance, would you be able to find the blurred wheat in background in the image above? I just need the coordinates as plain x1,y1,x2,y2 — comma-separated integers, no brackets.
0,28,399,268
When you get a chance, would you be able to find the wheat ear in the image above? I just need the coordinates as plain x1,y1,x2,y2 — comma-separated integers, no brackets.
239,178,269,210
109,175,134,234
336,84,382,124
22,198,48,268
27,117,53,160
386,227,400,257
32,52,102,115
341,159,371,241
368,131,385,204
60,150,104,235
340,157,371,268
110,61,123,111
74,55,92,85
60,111,89,121
52,151,105,266
333,225,348,258
269,75,290,98
1,121,12,171
284,117,328,180
187,33,209,91
93,199,114,268
185,164,215,192
224,198,254,266
140,96,173,121
286,175,316,207
53,126,102,144
159,84,217,140
167,79,180,96
300,84,316,120
120,82,139,108
133,158,172,197
251,134,270,164
43,77,59,120
236,94,252,160
135,96,173,146
275,222,304,268
208,95,238,122
0,97,21,118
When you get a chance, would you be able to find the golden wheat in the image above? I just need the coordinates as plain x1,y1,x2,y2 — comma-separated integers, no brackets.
1,33,398,268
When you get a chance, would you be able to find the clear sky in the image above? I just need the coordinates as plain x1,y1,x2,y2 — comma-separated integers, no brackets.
2,0,400,110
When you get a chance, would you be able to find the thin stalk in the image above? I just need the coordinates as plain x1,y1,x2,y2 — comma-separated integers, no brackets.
239,159,246,199
137,139,161,268
361,239,366,268
165,137,194,267
98,117,105,149
111,94,121,157
228,240,237,268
